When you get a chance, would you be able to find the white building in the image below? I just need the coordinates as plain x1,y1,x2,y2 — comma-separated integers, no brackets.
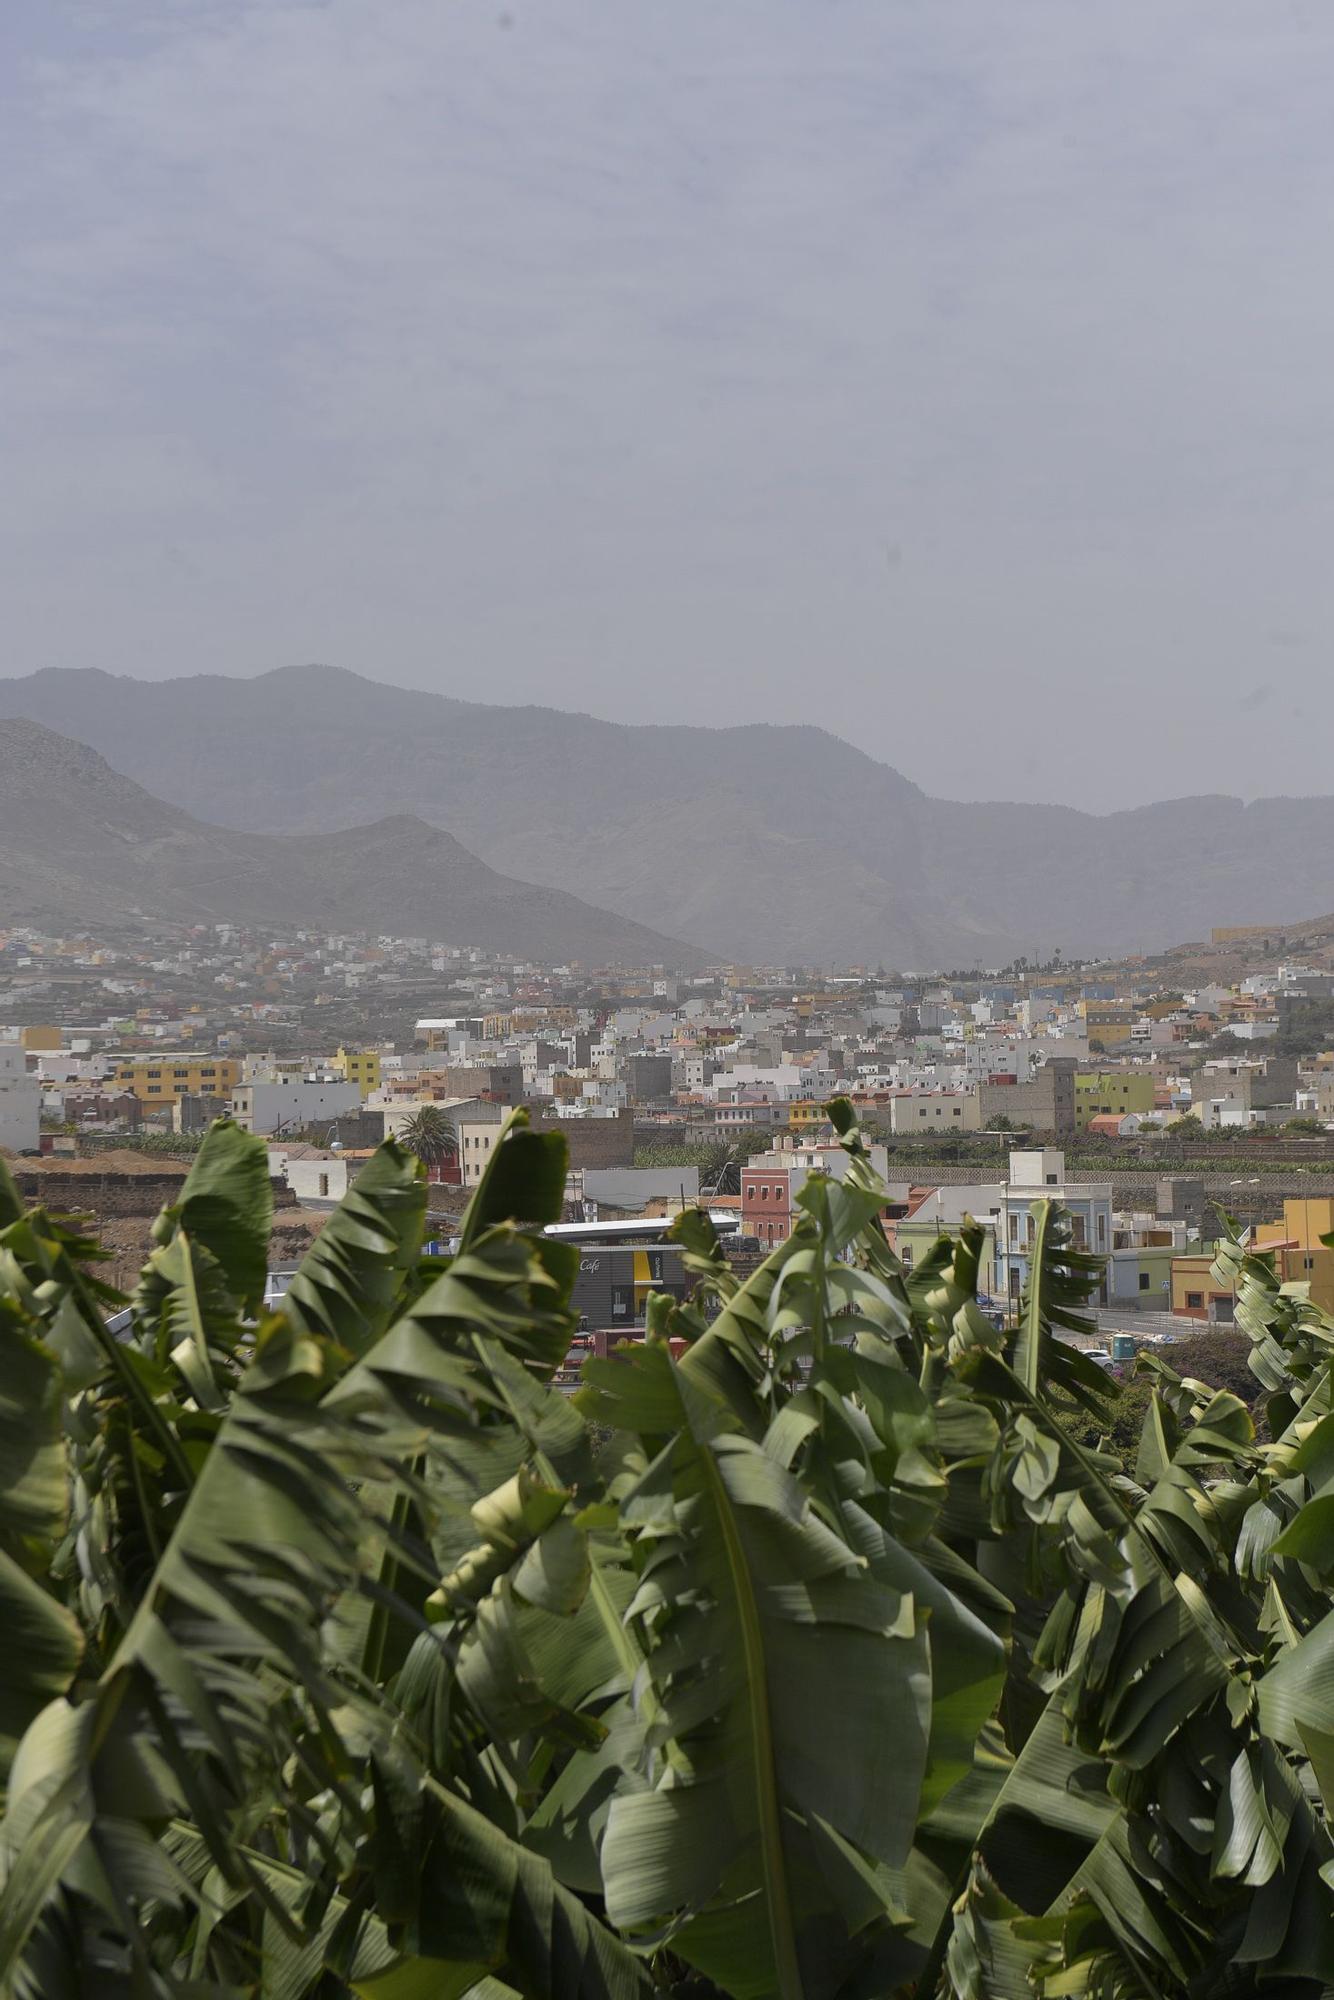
993,1150,1112,1305
0,1044,39,1153
271,1149,358,1206
755,1140,891,1184
230,1078,362,1135
963,1038,1035,1084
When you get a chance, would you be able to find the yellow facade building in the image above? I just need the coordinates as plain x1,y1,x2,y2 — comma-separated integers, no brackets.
1254,1199,1334,1315
110,1055,240,1109
1173,1199,1334,1320
1080,1002,1138,1050
333,1048,381,1099
19,1025,61,1052
1074,1071,1156,1130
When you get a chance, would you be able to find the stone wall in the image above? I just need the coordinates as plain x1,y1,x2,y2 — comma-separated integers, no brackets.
15,1171,297,1216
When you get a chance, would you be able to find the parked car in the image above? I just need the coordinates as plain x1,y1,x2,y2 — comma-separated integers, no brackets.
1083,1347,1115,1370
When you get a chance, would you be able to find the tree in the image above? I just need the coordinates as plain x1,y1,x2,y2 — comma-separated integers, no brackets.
1,1109,1332,1996
398,1100,457,1168
1167,1328,1266,1406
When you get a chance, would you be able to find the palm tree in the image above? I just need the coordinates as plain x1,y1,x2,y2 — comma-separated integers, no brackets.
398,1100,457,1172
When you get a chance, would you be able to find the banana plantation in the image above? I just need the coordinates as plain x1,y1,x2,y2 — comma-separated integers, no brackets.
1,1104,1332,1997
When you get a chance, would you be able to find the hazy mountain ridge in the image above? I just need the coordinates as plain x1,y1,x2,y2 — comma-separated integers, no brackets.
6,665,1334,966
0,718,705,965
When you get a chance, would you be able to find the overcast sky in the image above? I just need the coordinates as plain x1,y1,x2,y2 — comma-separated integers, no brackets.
4,1,1334,811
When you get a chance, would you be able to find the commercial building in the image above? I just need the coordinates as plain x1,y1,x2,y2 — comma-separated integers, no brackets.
570,1243,691,1330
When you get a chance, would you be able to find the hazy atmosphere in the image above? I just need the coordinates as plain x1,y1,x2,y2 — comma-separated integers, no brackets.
5,0,1334,809
9,13,1334,1992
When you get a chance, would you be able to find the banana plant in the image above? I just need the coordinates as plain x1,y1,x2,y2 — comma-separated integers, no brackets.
0,1111,1332,1999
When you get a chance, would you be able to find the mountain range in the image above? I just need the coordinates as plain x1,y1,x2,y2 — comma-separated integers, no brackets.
4,664,1334,968
0,719,704,966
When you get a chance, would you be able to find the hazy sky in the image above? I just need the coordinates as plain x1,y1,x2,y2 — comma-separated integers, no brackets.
5,0,1334,811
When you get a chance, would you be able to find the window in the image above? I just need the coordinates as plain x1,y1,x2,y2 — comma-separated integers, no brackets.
1139,1272,1151,1291
319,1173,329,1197
1009,1213,1019,1244
1096,1213,1106,1247
1045,1173,1057,1186
746,1185,755,1200
1186,1291,1203,1309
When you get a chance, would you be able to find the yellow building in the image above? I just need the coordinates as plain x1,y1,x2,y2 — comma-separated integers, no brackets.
1254,1199,1334,1315
1080,1002,1137,1050
19,1025,61,1051
1169,1251,1234,1321
333,1047,381,1099
110,1055,240,1110
1174,1199,1334,1320
1074,1070,1156,1130
787,1099,831,1131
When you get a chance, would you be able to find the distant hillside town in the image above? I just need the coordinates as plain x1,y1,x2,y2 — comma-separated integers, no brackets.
6,913,1334,1333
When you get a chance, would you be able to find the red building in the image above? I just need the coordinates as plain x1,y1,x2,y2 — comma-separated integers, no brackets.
742,1163,794,1247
